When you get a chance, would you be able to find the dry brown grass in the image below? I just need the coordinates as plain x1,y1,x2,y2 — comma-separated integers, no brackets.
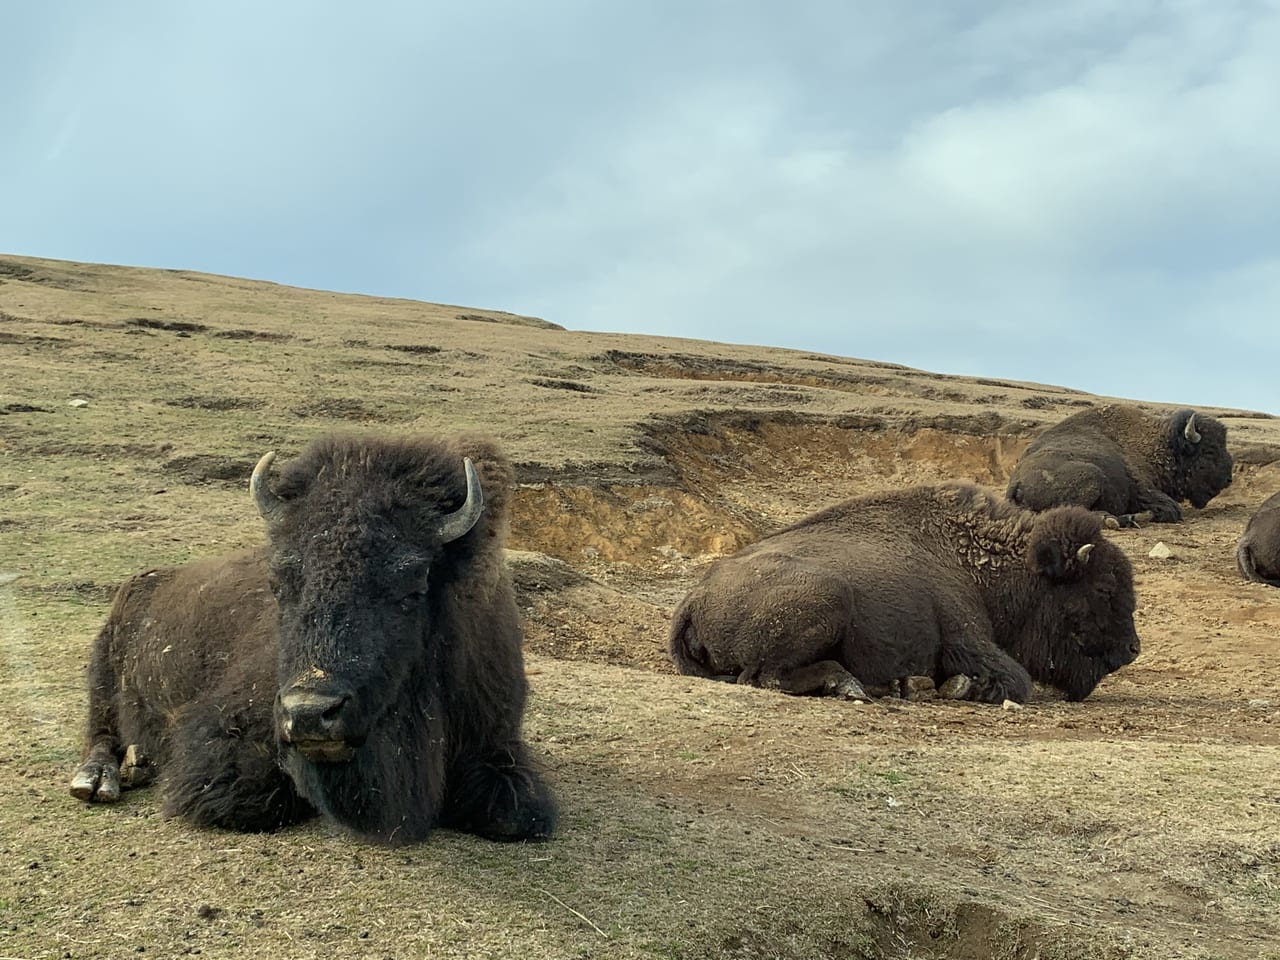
2,253,1278,959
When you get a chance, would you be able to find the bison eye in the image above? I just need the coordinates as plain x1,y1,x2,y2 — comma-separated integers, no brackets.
398,591,426,614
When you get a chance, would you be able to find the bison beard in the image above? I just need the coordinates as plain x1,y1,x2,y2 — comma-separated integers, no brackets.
669,483,1141,705
69,434,557,845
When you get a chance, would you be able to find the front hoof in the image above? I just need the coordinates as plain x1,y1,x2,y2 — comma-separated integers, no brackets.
828,676,869,701
120,744,157,788
70,759,121,803
938,675,973,700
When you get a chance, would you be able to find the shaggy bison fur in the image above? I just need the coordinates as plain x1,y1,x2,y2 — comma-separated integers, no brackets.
1006,404,1233,526
670,483,1140,704
69,433,557,845
1238,489,1280,587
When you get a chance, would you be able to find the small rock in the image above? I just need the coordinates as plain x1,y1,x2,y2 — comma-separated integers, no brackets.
1001,699,1023,711
68,398,90,408
1148,542,1174,560
1246,699,1273,711
196,904,221,921
581,547,599,559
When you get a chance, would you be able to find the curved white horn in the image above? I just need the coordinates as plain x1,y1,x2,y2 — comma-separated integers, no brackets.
437,457,484,543
250,451,284,523
1184,413,1201,444
1076,542,1095,565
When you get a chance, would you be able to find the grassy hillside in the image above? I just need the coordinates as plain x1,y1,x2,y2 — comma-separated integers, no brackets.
2,254,1278,959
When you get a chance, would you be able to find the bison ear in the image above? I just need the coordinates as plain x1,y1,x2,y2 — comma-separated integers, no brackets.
1031,539,1069,581
1027,507,1104,583
1172,409,1201,454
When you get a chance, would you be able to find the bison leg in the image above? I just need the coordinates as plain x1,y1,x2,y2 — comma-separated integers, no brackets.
163,700,314,833
69,739,122,803
443,745,558,842
70,622,125,803
1136,489,1182,523
939,643,1032,704
764,661,869,701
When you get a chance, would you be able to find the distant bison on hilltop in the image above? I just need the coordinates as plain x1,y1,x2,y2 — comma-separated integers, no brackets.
1006,404,1233,526
670,483,1140,705
69,434,557,845
1238,489,1280,587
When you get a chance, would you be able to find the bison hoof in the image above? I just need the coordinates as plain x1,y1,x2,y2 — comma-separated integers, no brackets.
938,675,973,701
829,676,869,702
1103,516,1121,531
69,759,121,803
902,676,937,702
120,744,156,788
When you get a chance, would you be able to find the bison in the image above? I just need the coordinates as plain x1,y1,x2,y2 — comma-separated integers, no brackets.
1006,403,1233,526
69,434,557,845
670,483,1140,704
1238,489,1280,587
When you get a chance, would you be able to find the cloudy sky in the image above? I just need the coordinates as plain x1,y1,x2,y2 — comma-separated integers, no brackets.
4,2,1277,412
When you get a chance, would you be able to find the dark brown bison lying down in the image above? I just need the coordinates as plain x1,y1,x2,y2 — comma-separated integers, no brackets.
670,483,1140,704
1238,489,1280,587
1006,403,1233,527
69,434,557,845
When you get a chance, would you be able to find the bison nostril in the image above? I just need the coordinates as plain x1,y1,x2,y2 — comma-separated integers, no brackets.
279,688,352,741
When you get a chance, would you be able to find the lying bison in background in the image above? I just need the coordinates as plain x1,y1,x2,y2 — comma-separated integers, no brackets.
1006,403,1233,527
1238,489,1280,587
70,434,557,845
670,483,1140,704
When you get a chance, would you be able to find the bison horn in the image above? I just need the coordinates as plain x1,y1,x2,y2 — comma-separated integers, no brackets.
1184,413,1201,444
1076,543,1095,566
437,457,484,543
250,451,285,523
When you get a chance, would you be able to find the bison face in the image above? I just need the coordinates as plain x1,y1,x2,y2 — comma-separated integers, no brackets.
1170,410,1233,510
268,545,438,762
251,450,484,764
1023,508,1141,701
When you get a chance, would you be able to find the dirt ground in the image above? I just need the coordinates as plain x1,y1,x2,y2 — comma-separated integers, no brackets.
1,254,1277,959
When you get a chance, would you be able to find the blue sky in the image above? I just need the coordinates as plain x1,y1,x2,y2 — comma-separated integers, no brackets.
4,2,1277,413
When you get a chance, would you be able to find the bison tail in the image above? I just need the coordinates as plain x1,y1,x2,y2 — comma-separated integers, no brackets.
668,607,718,679
1237,539,1280,586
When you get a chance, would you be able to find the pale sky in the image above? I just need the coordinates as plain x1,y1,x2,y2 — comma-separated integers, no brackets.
4,2,1278,413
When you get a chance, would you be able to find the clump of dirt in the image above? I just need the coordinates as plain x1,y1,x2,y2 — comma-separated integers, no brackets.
526,377,596,393
167,395,266,411
212,328,293,342
385,342,442,355
0,331,68,346
455,310,565,330
600,348,907,397
125,317,209,334
291,397,404,422
162,453,259,485
0,259,38,282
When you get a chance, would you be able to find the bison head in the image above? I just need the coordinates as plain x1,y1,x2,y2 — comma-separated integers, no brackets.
249,440,485,765
1168,409,1233,510
1017,506,1140,701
